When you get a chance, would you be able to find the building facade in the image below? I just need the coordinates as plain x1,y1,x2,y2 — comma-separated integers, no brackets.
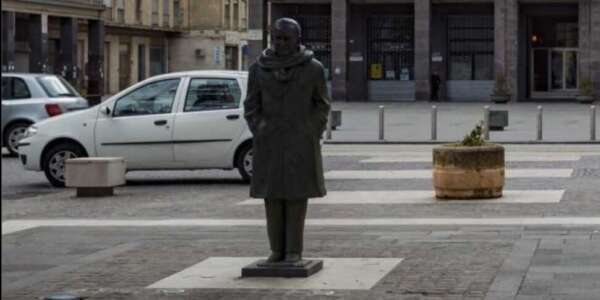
1,0,252,103
247,0,600,102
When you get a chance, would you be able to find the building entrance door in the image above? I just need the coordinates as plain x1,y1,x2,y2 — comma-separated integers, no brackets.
531,48,577,98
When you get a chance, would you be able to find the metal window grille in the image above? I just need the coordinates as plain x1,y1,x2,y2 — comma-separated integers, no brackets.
296,15,331,80
448,15,494,80
367,15,414,81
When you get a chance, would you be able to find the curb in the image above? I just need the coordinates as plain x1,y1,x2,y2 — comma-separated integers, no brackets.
323,140,600,145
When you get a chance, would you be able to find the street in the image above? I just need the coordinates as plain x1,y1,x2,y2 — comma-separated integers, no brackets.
2,144,600,299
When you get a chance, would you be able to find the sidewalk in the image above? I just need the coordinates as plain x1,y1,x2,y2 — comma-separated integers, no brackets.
328,102,599,143
2,144,600,299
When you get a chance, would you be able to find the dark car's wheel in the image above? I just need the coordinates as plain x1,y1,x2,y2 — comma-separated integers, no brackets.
236,143,253,183
3,122,31,156
43,143,87,187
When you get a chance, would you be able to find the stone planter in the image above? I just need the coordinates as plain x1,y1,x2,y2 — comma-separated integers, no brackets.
491,94,510,103
433,144,505,199
576,95,595,104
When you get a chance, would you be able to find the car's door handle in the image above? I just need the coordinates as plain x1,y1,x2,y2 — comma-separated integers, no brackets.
226,114,240,120
154,120,168,126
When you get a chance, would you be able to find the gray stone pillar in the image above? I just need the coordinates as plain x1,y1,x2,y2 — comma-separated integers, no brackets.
590,0,600,96
29,14,49,73
87,20,105,106
414,0,431,100
1,11,16,72
506,0,518,101
247,0,265,65
494,0,507,80
60,17,79,87
331,0,347,101
579,0,592,80
495,0,519,101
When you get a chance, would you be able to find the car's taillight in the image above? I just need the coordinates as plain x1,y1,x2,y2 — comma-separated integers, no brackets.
45,104,62,117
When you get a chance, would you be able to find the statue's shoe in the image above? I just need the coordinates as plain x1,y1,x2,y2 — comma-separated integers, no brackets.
283,253,302,263
266,252,284,263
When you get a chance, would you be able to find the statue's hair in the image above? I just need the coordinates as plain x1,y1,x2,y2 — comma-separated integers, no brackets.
272,18,302,38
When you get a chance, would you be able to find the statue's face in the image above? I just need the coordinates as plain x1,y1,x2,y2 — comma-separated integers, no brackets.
272,25,299,57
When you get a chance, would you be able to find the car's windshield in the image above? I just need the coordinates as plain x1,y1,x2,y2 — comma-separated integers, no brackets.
36,75,80,98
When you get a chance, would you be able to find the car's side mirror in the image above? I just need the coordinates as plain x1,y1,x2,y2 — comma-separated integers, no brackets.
101,106,111,116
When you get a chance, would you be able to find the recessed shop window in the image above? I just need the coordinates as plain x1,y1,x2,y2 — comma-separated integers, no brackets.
296,15,331,80
448,15,494,81
367,16,414,81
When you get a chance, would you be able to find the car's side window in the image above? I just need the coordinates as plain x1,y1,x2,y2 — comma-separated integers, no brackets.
1,77,10,100
184,78,241,112
113,78,180,117
12,78,31,99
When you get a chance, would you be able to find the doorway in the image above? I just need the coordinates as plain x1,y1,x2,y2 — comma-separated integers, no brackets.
531,48,577,97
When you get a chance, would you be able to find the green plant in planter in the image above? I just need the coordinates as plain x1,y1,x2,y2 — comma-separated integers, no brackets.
577,79,596,103
579,79,595,97
460,122,486,146
493,74,511,97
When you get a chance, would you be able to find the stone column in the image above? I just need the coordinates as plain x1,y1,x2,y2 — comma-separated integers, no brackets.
494,0,507,80
591,0,600,95
579,0,591,81
87,20,104,106
414,0,431,100
331,0,347,101
29,13,49,73
247,0,265,65
1,11,16,72
506,0,518,101
60,17,79,87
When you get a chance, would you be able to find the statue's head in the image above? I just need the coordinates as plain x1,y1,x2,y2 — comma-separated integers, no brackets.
271,18,302,57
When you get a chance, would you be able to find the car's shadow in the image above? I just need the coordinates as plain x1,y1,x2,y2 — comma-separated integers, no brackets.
125,178,249,186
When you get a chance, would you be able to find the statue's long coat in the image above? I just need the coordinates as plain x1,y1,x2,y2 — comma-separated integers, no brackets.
244,47,330,199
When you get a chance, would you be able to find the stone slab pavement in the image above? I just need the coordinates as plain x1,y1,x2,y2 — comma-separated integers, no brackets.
327,102,599,142
2,144,600,299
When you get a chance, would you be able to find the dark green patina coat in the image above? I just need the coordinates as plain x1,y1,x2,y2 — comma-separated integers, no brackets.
244,46,331,199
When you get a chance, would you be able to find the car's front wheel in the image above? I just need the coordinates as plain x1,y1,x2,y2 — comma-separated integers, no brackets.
43,143,87,187
4,122,31,156
236,143,253,183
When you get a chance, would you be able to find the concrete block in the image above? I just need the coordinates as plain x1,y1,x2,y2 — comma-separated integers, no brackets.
65,157,126,188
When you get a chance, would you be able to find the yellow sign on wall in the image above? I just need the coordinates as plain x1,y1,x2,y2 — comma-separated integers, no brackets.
370,64,383,79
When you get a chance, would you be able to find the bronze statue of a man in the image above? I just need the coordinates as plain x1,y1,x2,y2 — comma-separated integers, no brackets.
244,18,331,264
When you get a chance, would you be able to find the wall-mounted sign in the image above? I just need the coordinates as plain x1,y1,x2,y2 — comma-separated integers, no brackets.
385,70,395,79
350,56,363,62
400,68,410,81
370,64,383,79
432,52,443,62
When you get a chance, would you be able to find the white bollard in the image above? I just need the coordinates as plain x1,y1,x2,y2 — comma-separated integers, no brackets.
431,105,437,140
591,105,596,141
378,105,385,141
483,105,490,140
537,105,543,141
326,110,332,140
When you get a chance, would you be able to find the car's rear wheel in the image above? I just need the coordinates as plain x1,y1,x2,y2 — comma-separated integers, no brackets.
236,143,253,183
4,122,31,156
43,143,87,187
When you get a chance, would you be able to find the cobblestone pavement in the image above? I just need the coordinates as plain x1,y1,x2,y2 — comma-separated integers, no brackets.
2,144,600,299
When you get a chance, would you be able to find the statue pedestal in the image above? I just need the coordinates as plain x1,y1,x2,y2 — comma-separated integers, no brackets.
241,259,323,278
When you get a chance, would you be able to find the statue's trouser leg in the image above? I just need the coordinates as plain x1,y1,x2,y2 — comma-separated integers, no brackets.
264,198,285,260
284,198,308,260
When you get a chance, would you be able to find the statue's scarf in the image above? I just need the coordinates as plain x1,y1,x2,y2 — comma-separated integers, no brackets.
257,45,314,82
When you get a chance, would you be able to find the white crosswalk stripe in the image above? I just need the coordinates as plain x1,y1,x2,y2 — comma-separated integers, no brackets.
324,168,573,179
238,190,565,205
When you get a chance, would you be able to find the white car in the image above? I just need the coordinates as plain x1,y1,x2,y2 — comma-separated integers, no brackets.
18,70,253,187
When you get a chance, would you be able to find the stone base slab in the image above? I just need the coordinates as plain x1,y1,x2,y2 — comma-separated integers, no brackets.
242,259,323,278
147,257,403,290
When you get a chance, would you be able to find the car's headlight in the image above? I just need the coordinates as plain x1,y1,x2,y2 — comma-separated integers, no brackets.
24,126,38,138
